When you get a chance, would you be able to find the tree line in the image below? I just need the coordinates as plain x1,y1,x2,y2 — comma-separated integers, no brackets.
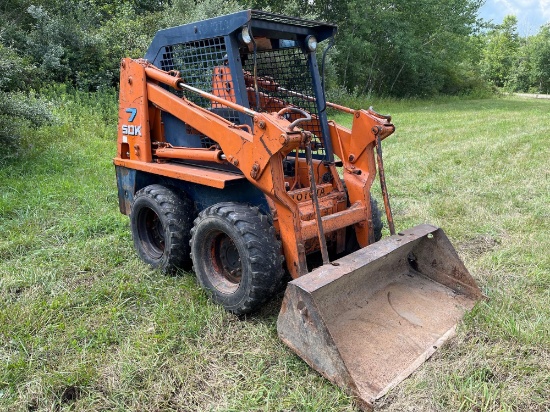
1,0,549,144
481,15,550,93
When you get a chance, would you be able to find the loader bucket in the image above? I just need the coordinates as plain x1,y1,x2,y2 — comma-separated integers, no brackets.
277,224,482,410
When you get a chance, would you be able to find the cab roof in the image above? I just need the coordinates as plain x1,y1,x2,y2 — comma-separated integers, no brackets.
145,10,337,62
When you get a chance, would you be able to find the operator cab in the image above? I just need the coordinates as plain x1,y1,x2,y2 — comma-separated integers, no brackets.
145,10,337,170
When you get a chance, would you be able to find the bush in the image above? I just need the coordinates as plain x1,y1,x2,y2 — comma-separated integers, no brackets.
0,44,54,150
0,91,54,150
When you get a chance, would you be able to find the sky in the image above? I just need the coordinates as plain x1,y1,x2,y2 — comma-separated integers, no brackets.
479,0,550,36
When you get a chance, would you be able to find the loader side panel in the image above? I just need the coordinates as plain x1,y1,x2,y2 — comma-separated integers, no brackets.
161,112,243,173
115,166,270,216
162,112,202,148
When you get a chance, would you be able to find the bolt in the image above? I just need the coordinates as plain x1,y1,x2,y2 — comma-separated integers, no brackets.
348,154,355,162
227,155,238,166
355,112,360,118
258,120,266,129
250,162,260,179
128,77,133,85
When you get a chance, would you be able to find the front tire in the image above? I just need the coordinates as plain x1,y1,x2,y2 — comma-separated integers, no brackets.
130,184,194,272
344,196,384,255
370,197,383,242
190,202,284,315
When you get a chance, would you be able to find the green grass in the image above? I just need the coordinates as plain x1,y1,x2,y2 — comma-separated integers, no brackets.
1,93,549,411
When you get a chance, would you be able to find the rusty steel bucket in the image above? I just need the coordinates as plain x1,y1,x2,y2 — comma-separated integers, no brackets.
277,224,482,410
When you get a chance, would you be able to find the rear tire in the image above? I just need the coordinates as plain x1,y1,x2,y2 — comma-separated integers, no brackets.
130,184,194,272
190,202,284,315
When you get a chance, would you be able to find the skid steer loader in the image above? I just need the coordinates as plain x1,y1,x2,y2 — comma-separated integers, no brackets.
114,10,481,409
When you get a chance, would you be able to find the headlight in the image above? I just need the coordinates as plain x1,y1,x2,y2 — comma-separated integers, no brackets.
241,26,252,44
306,35,317,52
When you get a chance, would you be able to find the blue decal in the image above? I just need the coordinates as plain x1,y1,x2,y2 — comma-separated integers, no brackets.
126,108,137,122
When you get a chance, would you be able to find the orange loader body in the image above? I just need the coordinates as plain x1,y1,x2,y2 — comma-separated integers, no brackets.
115,57,394,279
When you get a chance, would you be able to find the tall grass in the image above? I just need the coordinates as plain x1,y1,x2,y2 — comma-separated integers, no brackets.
1,92,549,411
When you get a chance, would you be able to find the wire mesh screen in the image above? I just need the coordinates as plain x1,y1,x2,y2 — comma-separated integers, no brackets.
241,46,325,157
158,37,240,147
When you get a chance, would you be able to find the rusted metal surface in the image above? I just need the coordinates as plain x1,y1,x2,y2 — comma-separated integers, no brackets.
244,71,356,114
300,202,366,240
305,143,330,265
375,133,396,235
288,183,333,203
278,224,482,410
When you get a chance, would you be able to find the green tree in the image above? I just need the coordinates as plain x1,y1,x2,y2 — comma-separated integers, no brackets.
334,0,484,96
1,0,169,90
490,21,550,93
162,0,244,27
250,0,484,97
527,25,550,93
0,44,52,148
480,15,520,88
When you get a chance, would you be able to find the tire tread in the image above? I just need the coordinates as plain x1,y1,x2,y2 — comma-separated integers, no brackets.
190,202,284,314
131,184,194,272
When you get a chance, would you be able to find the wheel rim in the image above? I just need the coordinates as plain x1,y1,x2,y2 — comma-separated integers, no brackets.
207,230,242,294
138,207,165,259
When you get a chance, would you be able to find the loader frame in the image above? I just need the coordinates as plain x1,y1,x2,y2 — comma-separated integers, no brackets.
114,10,395,279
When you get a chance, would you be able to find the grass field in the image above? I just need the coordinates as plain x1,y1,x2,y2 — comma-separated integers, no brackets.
1,92,549,411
